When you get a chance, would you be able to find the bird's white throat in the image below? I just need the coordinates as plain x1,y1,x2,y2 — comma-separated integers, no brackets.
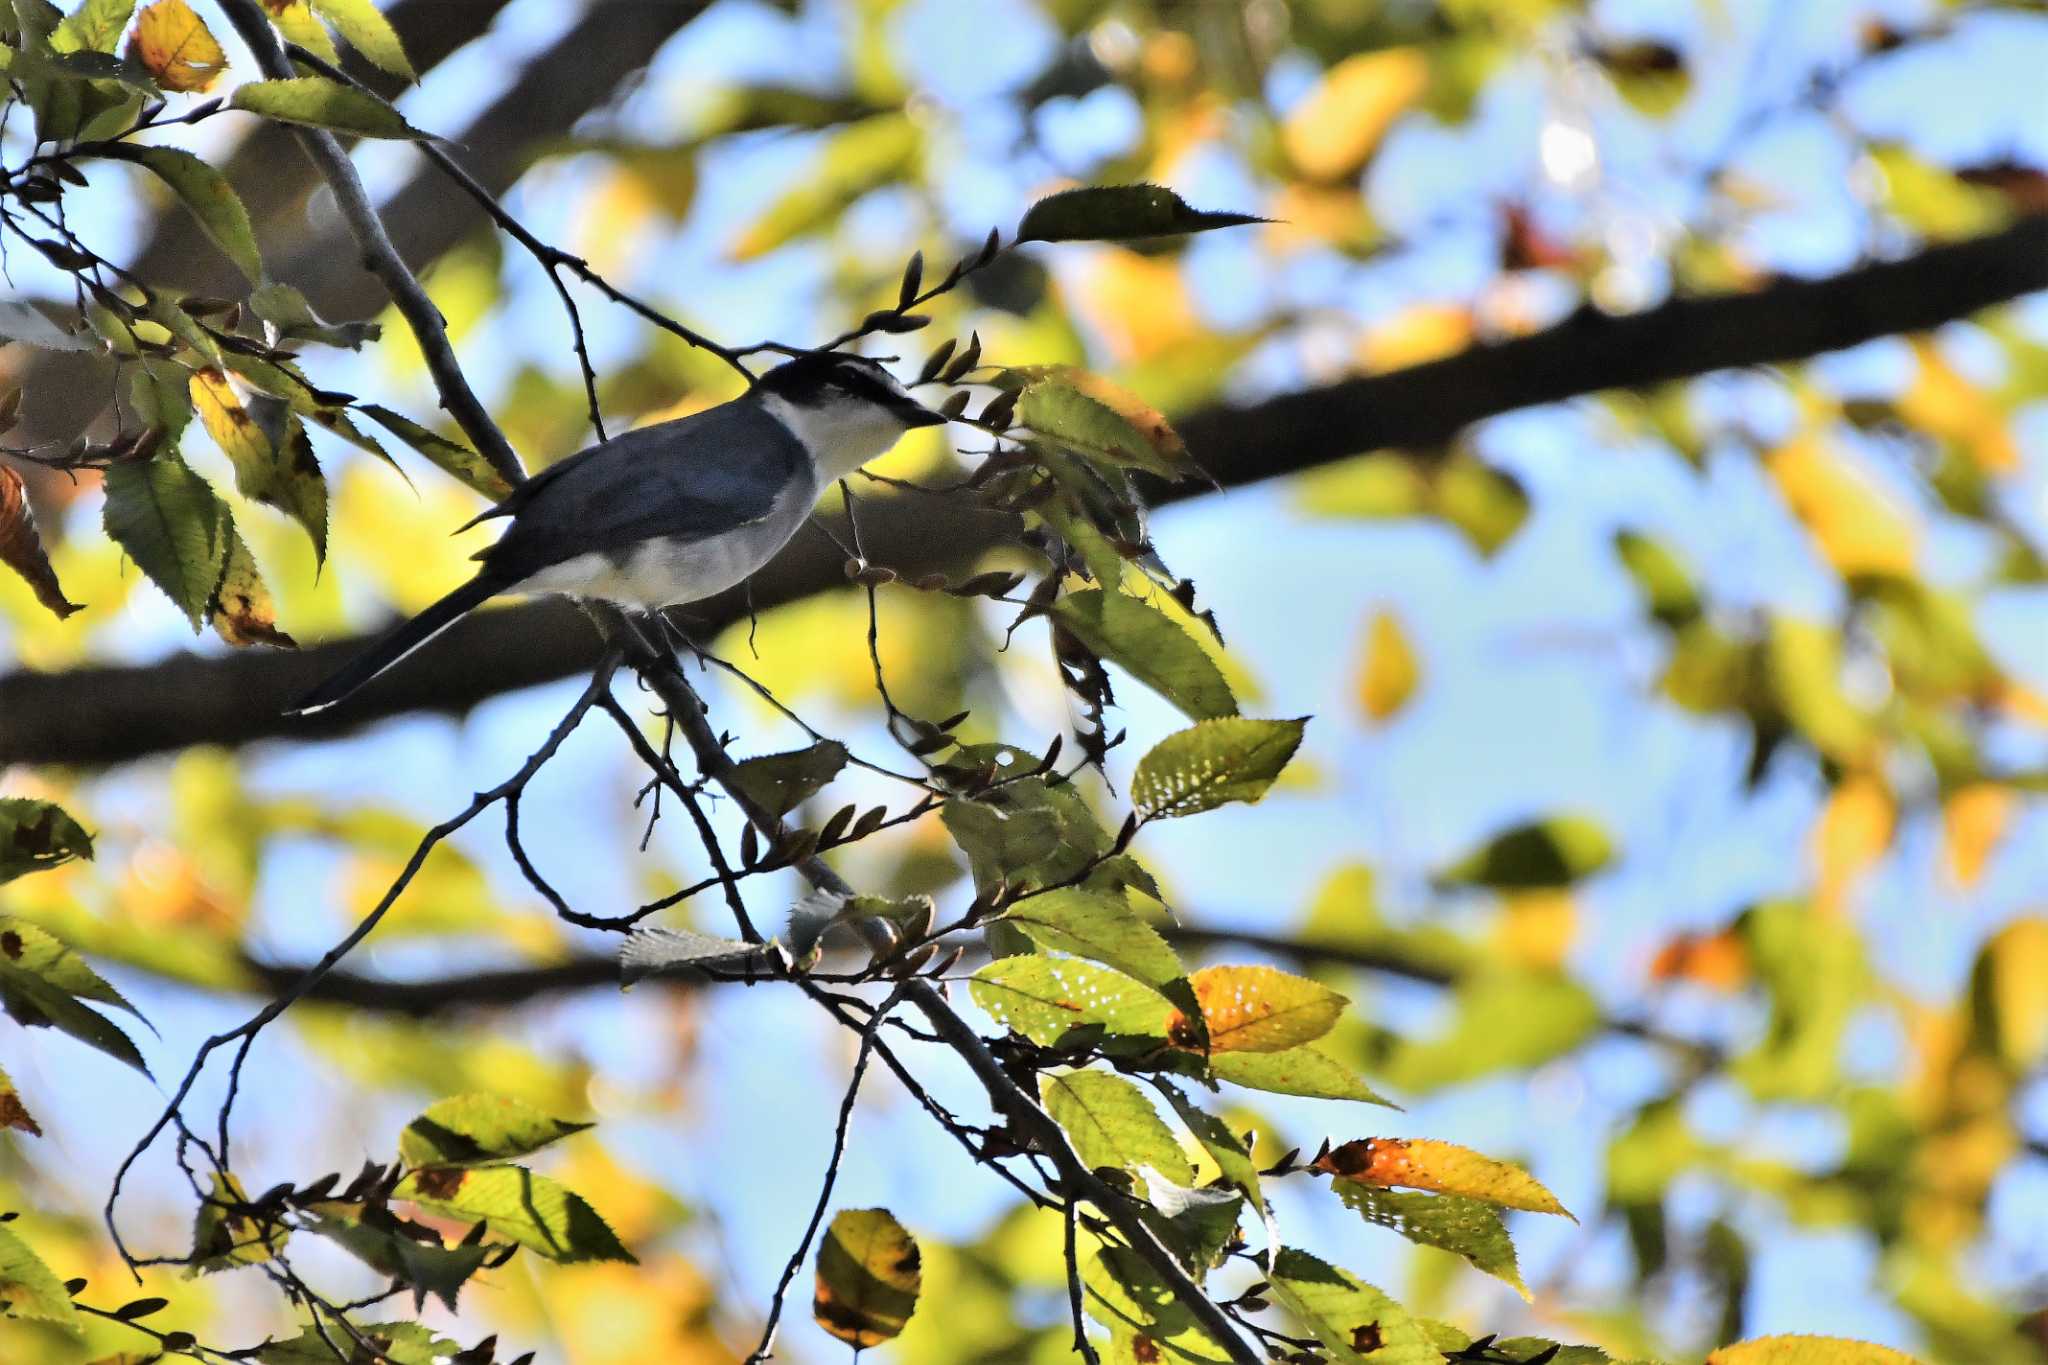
759,390,915,483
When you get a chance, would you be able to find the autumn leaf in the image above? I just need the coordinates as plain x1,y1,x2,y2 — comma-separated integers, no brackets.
209,522,295,649
1356,607,1419,722
1706,1336,1922,1365
1283,48,1430,182
0,463,81,619
127,0,227,92
1175,964,1346,1053
1314,1137,1573,1219
813,1208,921,1347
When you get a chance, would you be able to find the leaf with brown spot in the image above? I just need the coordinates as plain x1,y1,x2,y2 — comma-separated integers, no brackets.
0,464,81,619
209,522,295,649
1314,1137,1572,1219
0,1063,41,1136
127,0,227,92
813,1208,921,1348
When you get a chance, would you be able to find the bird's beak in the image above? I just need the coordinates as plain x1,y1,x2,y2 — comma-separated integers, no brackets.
901,402,950,428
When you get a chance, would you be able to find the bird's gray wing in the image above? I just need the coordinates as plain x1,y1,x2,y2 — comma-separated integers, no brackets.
476,402,807,580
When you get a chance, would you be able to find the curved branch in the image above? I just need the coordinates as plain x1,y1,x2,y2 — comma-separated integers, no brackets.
3,214,2042,767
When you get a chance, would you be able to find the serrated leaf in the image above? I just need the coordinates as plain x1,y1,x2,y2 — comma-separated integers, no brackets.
304,1206,490,1313
393,1165,634,1263
90,144,259,281
357,402,512,498
57,0,137,53
1264,1248,1439,1364
125,0,223,91
1015,365,1191,479
130,358,194,447
1017,184,1267,243
1315,1137,1571,1218
210,520,295,648
256,1320,458,1365
0,798,93,883
1208,1046,1394,1106
1435,814,1614,890
727,739,849,816
1042,1069,1194,1184
0,464,80,619
192,1171,286,1273
103,453,229,626
248,281,380,349
1051,589,1236,721
1180,964,1345,1053
261,0,338,67
1002,888,1182,987
1332,1181,1526,1298
230,75,422,138
0,916,149,1072
309,0,412,79
1133,717,1306,818
399,1094,594,1169
1156,1083,1272,1251
1082,1246,1234,1362
970,955,1174,1047
0,1221,78,1330
812,1208,920,1348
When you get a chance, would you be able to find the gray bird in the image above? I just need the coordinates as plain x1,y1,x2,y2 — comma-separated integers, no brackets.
289,352,947,715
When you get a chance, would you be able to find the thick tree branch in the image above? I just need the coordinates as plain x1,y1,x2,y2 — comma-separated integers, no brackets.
3,215,2041,767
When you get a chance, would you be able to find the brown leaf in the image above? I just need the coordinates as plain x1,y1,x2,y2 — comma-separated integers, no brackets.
128,0,229,93
0,464,82,619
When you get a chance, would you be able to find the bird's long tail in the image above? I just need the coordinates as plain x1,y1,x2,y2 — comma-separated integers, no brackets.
287,573,505,716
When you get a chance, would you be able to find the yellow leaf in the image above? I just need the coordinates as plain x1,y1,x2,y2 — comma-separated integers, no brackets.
1766,435,1917,577
813,1208,921,1348
1357,302,1475,374
1177,964,1346,1053
1313,1137,1573,1219
1942,782,2017,888
1355,606,1420,722
1649,927,1750,991
1707,1335,1923,1365
1813,773,1894,917
127,0,228,93
1499,890,1575,969
1895,339,2020,474
1283,47,1430,182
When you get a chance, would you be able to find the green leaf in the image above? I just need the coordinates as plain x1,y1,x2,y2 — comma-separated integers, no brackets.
969,955,1173,1047
1133,717,1307,818
1017,183,1267,243
1188,964,1346,1053
1051,589,1236,721
1082,1246,1234,1363
0,1220,79,1330
56,0,137,52
1015,365,1192,479
393,1165,634,1264
0,797,93,883
89,144,260,281
102,453,230,627
399,1093,594,1168
0,916,149,1072
191,1171,287,1273
1042,1069,1194,1184
1615,529,1701,628
129,357,194,447
1264,1248,1439,1365
813,1208,921,1348
1434,814,1615,891
304,1206,491,1312
1381,969,1602,1092
1208,1046,1395,1106
1002,888,1182,988
1155,1083,1275,1254
358,401,513,499
230,75,422,139
309,0,412,79
1331,1181,1526,1298
727,740,849,816
256,1320,458,1365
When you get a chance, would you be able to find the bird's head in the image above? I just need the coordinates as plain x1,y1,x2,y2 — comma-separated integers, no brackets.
752,352,948,481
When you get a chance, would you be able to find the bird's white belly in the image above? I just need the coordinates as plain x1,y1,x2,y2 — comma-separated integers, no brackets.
513,476,815,609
